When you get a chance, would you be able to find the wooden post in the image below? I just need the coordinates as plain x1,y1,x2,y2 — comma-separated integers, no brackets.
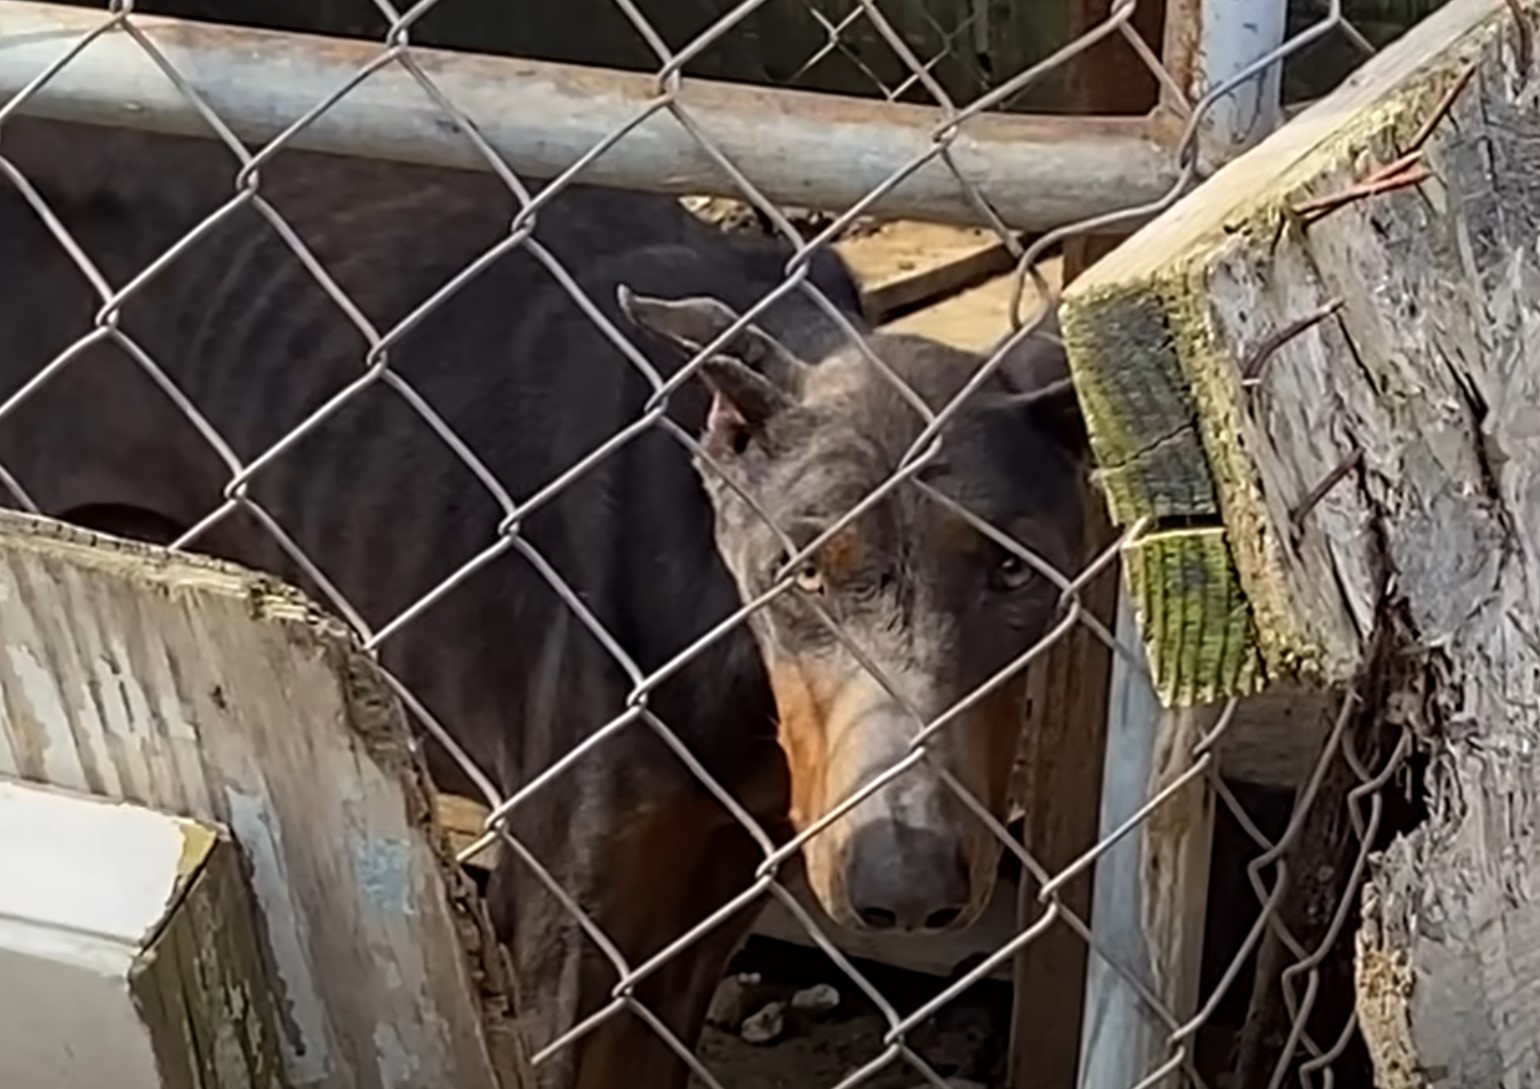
1007,4,1176,1085
1060,0,1540,1083
1005,3,1170,1078
1048,0,1297,1084
1004,2,1182,1084
0,511,526,1089
1007,498,1119,1089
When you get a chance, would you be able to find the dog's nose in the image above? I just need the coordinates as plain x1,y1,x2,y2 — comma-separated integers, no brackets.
843,820,970,932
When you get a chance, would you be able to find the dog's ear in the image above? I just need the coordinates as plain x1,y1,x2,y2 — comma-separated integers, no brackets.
619,287,808,456
989,318,1088,460
994,376,1089,462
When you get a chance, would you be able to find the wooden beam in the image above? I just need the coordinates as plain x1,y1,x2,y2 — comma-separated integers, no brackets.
0,511,525,1089
1063,0,1540,1082
1006,496,1119,1089
1007,6,1176,1079
1060,0,1522,693
0,777,286,1089
835,221,1016,324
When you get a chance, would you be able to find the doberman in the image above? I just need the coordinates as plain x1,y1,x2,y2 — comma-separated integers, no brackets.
0,118,1091,1089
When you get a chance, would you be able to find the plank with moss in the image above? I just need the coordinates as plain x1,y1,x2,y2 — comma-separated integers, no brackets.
1060,0,1518,701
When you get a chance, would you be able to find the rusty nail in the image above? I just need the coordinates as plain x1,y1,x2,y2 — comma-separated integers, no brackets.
1292,161,1431,224
1241,298,1344,386
1407,61,1478,153
1288,64,1471,228
1290,449,1364,527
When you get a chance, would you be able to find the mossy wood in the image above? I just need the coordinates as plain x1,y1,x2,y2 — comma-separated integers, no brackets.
133,822,290,1089
1061,0,1533,704
1066,0,1540,1082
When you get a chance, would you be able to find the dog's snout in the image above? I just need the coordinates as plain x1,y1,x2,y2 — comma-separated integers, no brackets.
843,820,970,933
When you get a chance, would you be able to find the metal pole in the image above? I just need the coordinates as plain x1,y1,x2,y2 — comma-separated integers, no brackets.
1074,0,1288,1079
1162,0,1291,159
1192,0,1289,154
0,1,1180,230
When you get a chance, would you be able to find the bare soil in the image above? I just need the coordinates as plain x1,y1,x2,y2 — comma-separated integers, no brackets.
688,936,1010,1089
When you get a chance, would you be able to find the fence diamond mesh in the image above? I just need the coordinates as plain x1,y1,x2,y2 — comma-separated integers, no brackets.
0,1,1432,1087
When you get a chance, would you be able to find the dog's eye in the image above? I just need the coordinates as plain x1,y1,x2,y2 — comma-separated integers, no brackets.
775,552,825,595
989,553,1032,592
795,564,825,594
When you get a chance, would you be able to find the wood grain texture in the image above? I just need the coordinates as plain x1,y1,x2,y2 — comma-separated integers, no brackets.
1061,0,1527,698
134,825,291,1089
0,510,525,1089
1064,0,1540,1082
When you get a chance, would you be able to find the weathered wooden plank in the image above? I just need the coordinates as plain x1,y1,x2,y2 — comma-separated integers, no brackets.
1061,0,1526,697
1064,0,1540,1083
881,258,1063,351
0,777,286,1089
834,221,1015,324
0,511,525,1089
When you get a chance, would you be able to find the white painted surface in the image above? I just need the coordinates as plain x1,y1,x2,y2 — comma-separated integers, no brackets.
0,778,190,953
0,778,197,1089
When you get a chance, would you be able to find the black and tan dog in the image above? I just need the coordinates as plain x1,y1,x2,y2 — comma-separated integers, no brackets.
0,118,1091,1089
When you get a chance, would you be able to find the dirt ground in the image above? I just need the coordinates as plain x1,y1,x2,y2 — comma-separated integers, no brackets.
688,936,1011,1089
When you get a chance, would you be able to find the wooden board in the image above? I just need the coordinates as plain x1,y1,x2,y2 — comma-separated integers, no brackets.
1060,0,1532,701
882,258,1064,351
0,777,286,1089
1061,0,1540,1083
0,511,525,1089
834,221,1015,323
680,197,1019,325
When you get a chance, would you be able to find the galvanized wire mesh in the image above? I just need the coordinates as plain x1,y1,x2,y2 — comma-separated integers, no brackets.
0,1,1426,1087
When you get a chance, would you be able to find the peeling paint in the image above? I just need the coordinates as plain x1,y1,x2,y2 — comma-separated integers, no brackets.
355,836,417,919
8,642,82,791
373,1023,420,1089
225,788,332,1084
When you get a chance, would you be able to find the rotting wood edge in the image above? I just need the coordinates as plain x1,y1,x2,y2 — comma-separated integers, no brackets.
1058,0,1514,704
0,510,532,1089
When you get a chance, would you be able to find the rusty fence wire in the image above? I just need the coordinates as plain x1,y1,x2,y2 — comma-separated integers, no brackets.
0,0,1426,1087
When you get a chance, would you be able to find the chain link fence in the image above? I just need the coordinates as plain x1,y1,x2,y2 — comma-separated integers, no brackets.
0,0,1440,1086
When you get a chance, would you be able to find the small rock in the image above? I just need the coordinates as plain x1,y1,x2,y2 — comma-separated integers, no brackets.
739,1001,786,1045
790,983,841,1019
705,972,765,1031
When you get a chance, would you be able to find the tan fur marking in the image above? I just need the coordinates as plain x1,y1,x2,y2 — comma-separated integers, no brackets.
950,676,1031,906
766,659,830,830
812,523,868,586
937,509,985,557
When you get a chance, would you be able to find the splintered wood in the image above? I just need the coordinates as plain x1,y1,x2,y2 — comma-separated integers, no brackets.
0,511,526,1089
1061,0,1540,1084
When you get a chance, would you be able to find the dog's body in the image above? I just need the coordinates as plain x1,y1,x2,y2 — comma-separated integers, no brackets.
0,119,1089,1089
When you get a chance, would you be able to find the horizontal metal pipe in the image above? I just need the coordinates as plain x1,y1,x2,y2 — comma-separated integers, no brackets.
0,1,1180,230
